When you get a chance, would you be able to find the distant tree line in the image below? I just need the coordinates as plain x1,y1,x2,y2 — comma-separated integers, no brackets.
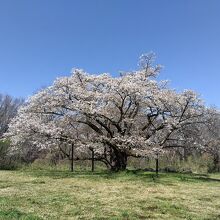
0,94,23,169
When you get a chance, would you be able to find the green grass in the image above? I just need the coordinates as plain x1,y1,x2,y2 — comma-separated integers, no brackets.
0,169,219,219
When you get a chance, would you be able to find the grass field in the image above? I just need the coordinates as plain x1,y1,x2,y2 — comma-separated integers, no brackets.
0,169,219,220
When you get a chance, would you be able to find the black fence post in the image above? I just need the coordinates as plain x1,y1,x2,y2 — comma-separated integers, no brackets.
91,148,95,172
155,153,159,176
71,143,74,172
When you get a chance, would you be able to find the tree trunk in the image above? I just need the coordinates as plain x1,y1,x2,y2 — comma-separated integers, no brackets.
110,150,127,171
213,153,219,172
183,147,189,161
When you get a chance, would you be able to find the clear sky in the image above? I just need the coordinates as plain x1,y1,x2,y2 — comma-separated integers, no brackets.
0,0,219,107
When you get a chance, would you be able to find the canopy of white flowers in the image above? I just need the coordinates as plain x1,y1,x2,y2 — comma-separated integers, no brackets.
6,53,208,170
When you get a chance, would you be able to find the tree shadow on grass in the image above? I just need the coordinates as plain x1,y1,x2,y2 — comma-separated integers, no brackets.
182,174,220,183
22,169,112,179
21,169,220,184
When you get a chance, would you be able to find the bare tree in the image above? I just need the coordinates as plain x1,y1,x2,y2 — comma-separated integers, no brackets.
0,94,23,137
0,94,23,169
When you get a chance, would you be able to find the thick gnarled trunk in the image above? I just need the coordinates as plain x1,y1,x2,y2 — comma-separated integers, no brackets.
213,153,220,172
110,150,127,171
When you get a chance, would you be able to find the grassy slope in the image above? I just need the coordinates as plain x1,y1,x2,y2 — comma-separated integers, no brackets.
0,169,219,220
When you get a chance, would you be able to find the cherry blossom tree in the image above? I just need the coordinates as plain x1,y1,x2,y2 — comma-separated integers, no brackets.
6,53,207,171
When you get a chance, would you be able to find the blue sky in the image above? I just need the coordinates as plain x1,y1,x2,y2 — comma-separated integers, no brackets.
0,0,219,107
